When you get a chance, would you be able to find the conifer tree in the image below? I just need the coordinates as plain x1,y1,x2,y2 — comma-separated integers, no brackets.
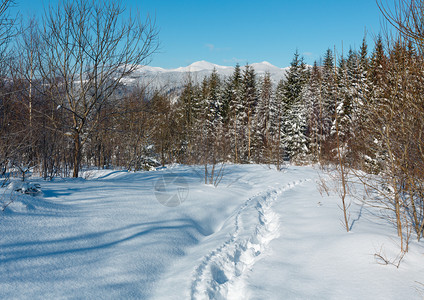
353,38,370,118
361,35,387,172
205,68,223,127
224,64,243,162
370,35,386,86
320,48,338,158
334,52,353,143
272,79,286,168
175,74,201,161
255,72,273,163
304,61,323,162
281,50,309,162
240,64,258,162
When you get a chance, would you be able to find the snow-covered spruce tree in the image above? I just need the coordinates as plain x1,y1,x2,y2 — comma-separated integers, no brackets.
175,74,202,163
199,69,222,147
150,92,175,166
304,61,323,162
271,79,286,169
254,72,273,163
348,37,372,168
358,36,371,109
320,48,337,160
223,64,243,163
196,69,228,183
240,64,258,163
281,50,310,163
330,54,353,162
361,35,387,173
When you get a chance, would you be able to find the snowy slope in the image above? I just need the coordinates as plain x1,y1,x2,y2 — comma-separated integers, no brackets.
1,165,423,299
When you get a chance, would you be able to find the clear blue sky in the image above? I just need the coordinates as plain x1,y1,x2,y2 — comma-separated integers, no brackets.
14,0,387,68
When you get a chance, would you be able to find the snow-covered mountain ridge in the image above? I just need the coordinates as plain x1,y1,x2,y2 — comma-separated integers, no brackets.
139,60,288,75
123,60,290,94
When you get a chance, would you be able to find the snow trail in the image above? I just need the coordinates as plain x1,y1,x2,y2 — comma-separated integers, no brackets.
190,179,308,300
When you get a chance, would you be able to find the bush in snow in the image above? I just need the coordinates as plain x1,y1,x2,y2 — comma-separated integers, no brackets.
7,181,41,195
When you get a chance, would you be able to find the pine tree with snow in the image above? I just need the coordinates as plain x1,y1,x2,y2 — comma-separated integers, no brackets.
271,79,286,168
223,64,243,162
304,61,323,162
319,48,338,158
206,68,223,127
370,35,386,89
254,72,273,163
240,64,258,162
360,35,387,173
333,53,353,143
328,52,354,165
194,69,226,166
280,51,310,162
356,36,371,120
175,74,202,161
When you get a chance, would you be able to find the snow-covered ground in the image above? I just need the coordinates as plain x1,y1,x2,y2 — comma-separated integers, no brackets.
1,165,423,299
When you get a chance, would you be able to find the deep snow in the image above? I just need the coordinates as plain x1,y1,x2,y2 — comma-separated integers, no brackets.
1,165,423,299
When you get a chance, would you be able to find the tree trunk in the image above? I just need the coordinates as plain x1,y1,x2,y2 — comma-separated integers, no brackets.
73,132,81,178
247,111,251,162
234,114,238,163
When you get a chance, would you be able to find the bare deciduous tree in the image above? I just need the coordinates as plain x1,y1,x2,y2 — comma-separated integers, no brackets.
39,0,158,177
378,0,424,51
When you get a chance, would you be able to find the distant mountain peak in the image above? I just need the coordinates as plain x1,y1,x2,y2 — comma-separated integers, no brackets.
189,60,215,68
173,60,233,73
250,61,282,72
186,60,219,71
125,60,289,94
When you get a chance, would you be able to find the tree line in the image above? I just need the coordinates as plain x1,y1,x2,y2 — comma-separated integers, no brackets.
0,0,422,176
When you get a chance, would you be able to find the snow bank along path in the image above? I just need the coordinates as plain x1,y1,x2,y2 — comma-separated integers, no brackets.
0,165,306,299
190,179,308,300
2,165,424,299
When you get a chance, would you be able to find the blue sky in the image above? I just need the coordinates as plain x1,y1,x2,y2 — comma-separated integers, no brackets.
14,0,387,68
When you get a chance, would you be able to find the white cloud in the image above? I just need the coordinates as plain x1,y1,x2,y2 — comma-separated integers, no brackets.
205,43,231,52
205,43,215,51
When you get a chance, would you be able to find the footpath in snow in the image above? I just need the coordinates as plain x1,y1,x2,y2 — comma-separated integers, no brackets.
1,165,423,299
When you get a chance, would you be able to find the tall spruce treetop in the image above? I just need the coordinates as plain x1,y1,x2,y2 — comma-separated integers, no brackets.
347,49,359,84
323,48,335,71
272,79,285,136
204,68,222,126
321,48,337,137
370,35,386,87
258,71,273,123
359,36,369,72
283,50,307,107
179,75,201,124
333,52,353,143
255,72,273,160
280,51,309,161
305,61,323,160
358,37,370,103
322,48,336,93
223,63,243,124
241,64,258,120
